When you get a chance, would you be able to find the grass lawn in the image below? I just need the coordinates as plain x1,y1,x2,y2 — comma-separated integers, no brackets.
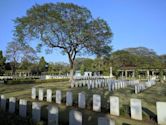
0,81,166,125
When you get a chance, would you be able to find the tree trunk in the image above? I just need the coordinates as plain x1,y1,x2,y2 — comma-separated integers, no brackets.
67,51,76,88
70,67,74,88
69,60,75,87
12,63,16,76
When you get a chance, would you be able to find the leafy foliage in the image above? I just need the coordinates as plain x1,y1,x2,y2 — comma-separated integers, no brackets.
38,56,47,73
124,47,157,57
6,41,37,75
48,62,69,75
74,47,165,76
14,2,113,84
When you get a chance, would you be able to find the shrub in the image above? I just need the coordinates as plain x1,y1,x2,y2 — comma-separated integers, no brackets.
6,78,69,84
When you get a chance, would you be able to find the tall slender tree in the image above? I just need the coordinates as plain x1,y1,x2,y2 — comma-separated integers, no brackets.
0,50,6,75
38,56,47,74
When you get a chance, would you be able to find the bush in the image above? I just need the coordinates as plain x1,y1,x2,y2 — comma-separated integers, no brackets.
6,78,69,84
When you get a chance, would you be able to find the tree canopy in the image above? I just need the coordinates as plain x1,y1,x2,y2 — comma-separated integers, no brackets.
124,47,157,57
14,2,113,85
6,41,37,75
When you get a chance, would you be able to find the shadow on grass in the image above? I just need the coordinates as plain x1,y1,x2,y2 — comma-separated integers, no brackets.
120,104,131,117
142,107,157,122
122,123,131,125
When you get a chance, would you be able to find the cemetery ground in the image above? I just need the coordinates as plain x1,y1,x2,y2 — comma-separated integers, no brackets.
0,80,166,125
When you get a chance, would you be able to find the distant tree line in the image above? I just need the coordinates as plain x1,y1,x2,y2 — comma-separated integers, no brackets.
75,47,166,76
0,46,166,76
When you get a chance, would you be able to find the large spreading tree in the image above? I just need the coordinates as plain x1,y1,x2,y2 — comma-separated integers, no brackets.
14,3,113,87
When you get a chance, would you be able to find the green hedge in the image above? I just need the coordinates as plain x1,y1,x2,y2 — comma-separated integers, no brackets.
6,78,69,84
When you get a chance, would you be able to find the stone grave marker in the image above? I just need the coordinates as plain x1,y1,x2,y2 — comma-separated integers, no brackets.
66,91,73,106
19,99,27,117
48,105,59,125
32,102,41,122
9,97,16,113
39,88,44,101
156,102,166,125
69,110,82,125
110,96,119,116
56,90,62,104
32,87,36,99
130,98,142,120
47,89,52,102
98,117,115,125
93,94,101,112
78,92,86,109
0,95,6,111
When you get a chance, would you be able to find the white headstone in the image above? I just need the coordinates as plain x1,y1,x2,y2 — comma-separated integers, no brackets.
56,90,62,104
48,105,59,125
135,86,138,94
112,83,115,91
47,89,52,102
75,82,78,87
39,88,44,101
108,83,111,91
87,83,91,89
78,92,86,109
91,81,95,88
95,81,99,88
93,94,101,112
110,67,113,77
69,110,82,125
19,99,27,117
32,87,36,99
66,91,73,106
110,96,119,116
9,97,16,113
130,98,142,120
0,95,6,111
32,102,41,122
98,117,115,125
156,102,166,125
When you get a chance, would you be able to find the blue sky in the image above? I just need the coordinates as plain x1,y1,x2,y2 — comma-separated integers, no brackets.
0,0,166,63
